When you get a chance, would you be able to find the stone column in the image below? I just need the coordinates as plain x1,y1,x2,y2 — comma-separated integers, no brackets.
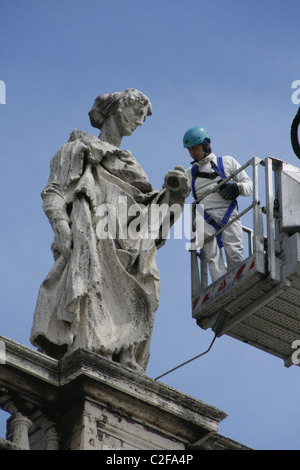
11,413,32,450
45,426,59,450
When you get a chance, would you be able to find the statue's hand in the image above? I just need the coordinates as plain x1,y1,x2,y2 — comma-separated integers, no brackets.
164,166,190,197
53,219,73,260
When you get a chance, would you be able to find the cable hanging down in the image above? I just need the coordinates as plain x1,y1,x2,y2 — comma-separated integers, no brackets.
154,334,217,381
154,309,230,382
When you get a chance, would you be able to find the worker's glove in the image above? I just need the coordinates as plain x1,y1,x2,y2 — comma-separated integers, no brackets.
219,181,239,200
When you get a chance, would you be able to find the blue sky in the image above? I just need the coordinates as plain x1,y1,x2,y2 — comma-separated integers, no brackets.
1,0,300,450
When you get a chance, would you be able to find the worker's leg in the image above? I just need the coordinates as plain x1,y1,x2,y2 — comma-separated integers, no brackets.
204,237,228,282
196,209,227,282
221,209,244,270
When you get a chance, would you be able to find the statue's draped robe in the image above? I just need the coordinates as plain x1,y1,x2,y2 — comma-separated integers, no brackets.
30,130,183,369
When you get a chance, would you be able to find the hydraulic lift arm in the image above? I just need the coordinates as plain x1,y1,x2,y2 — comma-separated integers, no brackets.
291,106,300,159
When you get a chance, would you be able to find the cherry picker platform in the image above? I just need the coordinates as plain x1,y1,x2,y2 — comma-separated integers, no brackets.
191,156,300,367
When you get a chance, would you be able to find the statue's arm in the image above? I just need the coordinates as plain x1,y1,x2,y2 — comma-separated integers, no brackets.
153,166,190,249
41,139,87,260
42,184,73,260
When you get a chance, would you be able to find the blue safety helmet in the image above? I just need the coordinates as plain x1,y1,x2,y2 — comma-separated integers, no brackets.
183,126,211,148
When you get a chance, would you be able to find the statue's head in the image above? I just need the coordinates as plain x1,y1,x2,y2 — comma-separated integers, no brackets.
89,89,152,136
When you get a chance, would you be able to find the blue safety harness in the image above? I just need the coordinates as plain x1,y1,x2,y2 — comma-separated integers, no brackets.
191,157,237,249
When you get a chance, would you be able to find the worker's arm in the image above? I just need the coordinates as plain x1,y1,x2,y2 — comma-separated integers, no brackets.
227,156,253,197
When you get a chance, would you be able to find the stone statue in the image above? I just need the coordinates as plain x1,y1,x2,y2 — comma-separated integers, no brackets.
30,89,189,372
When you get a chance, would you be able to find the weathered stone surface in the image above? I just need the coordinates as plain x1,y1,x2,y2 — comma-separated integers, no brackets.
196,433,252,451
30,89,190,372
58,348,227,449
0,335,250,450
0,436,22,450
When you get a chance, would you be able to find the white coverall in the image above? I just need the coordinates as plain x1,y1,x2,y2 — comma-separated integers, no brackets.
186,153,253,282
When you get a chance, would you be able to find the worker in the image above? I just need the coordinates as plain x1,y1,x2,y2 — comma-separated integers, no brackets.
184,126,253,282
